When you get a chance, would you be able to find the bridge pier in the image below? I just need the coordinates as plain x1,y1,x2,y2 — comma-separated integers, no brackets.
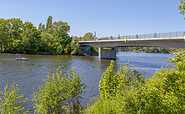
99,47,116,59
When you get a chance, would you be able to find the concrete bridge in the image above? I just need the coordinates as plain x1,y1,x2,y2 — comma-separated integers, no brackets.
78,31,185,59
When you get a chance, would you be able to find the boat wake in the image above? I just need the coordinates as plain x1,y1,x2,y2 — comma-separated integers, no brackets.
0,58,15,61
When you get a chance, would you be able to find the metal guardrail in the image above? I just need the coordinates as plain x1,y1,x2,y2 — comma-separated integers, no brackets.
77,31,185,41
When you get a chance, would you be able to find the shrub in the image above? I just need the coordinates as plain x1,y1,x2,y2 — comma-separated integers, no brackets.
0,81,28,114
85,51,185,113
32,67,86,114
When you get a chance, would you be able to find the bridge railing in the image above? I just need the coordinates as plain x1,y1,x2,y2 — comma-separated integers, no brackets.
100,31,185,40
78,31,185,41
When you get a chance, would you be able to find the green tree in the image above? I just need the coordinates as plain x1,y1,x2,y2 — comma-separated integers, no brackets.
179,0,185,19
0,81,28,114
39,18,72,54
72,36,79,41
9,18,23,40
38,23,42,31
0,18,10,52
46,16,53,34
52,21,71,54
40,32,54,53
32,67,86,114
22,21,41,53
70,41,84,55
0,18,24,53
41,24,45,32
83,32,93,40
12,39,24,53
0,17,75,55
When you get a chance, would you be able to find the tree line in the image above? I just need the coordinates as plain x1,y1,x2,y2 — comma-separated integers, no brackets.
0,16,82,55
119,47,185,54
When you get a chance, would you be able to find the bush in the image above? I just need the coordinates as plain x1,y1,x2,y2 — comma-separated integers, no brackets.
85,61,144,113
32,67,86,114
0,81,28,114
85,51,185,113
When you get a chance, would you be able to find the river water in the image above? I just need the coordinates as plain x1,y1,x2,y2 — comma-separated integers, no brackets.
0,52,175,112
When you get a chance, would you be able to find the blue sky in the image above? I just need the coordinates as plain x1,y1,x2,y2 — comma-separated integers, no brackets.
0,0,184,37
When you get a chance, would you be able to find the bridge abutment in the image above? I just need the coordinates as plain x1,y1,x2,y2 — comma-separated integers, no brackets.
99,47,116,59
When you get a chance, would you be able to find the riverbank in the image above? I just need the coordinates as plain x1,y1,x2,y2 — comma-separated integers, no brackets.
119,47,185,54
1,51,85,56
1,46,99,56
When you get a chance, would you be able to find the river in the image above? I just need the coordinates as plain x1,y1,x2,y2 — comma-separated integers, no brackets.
0,52,175,112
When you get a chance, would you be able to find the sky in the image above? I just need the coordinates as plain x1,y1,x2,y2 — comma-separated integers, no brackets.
0,0,184,38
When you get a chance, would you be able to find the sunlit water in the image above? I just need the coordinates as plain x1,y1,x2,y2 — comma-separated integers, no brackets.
0,52,175,112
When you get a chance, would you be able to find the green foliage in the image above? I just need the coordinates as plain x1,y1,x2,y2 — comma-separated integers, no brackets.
170,51,185,71
38,23,43,31
72,32,94,41
46,16,53,34
32,67,86,114
0,18,40,53
99,61,115,98
99,61,144,98
70,41,84,55
0,81,28,114
119,47,185,54
85,51,185,113
83,32,93,40
138,52,185,113
0,18,23,53
179,0,185,19
22,21,41,53
41,24,45,32
90,46,98,55
85,61,144,113
0,16,80,55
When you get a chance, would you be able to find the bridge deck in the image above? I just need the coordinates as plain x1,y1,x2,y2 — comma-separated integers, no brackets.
79,37,184,43
78,36,185,49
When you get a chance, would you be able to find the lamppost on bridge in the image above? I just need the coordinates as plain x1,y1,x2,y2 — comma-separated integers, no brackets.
94,31,97,40
118,34,120,39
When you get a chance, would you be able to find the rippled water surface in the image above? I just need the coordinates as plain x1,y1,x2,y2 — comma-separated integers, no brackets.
0,52,175,112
